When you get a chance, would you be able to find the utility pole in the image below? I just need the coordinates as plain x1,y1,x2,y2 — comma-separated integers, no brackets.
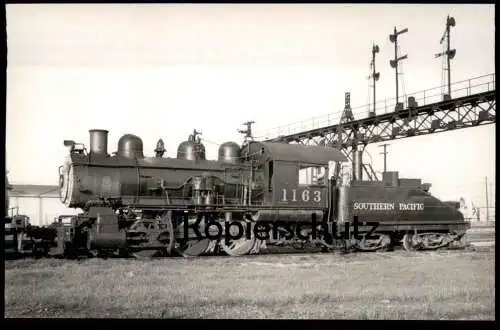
379,144,390,173
369,44,380,117
435,15,456,99
485,176,490,223
389,27,408,107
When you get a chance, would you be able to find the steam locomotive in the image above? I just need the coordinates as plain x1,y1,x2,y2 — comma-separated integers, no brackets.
48,125,469,258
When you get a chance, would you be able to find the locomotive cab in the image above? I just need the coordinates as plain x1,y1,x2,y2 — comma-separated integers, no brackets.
241,141,347,209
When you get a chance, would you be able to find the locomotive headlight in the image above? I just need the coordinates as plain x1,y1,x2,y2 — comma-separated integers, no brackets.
59,164,69,203
58,157,74,207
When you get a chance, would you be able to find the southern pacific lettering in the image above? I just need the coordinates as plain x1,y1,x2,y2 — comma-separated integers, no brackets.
353,202,425,211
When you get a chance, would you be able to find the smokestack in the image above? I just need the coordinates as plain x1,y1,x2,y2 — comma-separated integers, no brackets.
89,129,109,156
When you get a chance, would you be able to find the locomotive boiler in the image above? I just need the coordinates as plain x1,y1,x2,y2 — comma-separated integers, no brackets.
52,127,469,258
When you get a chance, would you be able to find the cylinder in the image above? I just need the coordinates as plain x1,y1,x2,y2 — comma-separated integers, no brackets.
91,231,126,249
353,150,363,181
89,129,109,156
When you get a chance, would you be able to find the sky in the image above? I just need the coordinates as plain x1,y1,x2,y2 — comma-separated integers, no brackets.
5,4,495,208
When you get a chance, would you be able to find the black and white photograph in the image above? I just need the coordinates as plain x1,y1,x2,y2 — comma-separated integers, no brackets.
4,3,495,319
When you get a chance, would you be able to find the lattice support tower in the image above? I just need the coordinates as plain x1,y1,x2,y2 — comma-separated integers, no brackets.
316,92,377,181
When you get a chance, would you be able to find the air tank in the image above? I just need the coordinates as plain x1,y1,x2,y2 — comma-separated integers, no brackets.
89,129,109,156
218,141,241,164
117,134,144,159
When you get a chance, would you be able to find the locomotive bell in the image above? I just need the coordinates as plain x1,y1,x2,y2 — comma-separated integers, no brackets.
155,139,166,158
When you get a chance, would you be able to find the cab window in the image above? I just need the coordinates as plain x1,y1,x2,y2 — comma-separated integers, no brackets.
298,164,327,186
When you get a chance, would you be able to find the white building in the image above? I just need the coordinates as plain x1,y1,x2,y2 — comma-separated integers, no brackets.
8,184,80,227
458,197,494,224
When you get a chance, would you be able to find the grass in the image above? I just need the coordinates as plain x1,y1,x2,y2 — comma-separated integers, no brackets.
4,246,495,320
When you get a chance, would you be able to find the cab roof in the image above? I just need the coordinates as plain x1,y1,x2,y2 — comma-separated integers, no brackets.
245,141,347,165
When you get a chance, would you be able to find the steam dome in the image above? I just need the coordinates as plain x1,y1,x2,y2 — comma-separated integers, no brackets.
218,141,240,164
117,134,144,159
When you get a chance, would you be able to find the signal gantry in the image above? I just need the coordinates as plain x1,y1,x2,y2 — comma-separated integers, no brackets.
389,26,409,110
435,15,456,100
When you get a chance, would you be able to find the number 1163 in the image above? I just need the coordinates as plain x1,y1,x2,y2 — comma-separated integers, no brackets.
281,188,322,202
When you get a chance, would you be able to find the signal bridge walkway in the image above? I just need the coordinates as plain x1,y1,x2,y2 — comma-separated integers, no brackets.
258,73,496,151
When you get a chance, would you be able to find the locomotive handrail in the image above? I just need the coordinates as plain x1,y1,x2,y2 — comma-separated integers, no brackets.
110,195,467,211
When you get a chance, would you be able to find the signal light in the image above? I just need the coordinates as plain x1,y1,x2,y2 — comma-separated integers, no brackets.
389,55,408,68
447,16,456,27
390,27,408,43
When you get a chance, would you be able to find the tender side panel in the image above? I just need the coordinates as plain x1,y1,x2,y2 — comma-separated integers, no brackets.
346,185,466,226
